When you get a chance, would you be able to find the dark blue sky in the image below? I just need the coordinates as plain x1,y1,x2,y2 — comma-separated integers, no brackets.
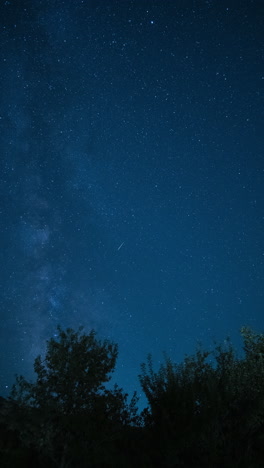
0,0,263,406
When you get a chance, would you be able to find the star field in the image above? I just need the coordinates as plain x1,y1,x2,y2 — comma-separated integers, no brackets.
0,0,263,405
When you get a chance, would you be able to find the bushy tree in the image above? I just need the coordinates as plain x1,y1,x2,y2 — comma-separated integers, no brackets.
9,326,140,467
11,326,118,413
139,327,264,467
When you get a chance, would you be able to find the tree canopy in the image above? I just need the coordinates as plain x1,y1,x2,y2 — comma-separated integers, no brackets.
11,326,119,414
7,326,140,467
0,325,264,467
139,327,264,466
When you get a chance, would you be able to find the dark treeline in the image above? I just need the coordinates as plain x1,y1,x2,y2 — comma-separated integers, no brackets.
1,325,264,467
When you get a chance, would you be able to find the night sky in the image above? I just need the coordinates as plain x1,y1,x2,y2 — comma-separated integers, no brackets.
1,0,263,407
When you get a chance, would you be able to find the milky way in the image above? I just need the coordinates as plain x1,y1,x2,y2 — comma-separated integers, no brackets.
0,0,263,405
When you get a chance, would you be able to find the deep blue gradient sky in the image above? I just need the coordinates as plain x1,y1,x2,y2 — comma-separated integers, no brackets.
1,0,263,406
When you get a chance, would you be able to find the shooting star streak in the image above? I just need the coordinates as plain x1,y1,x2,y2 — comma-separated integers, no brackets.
117,242,125,251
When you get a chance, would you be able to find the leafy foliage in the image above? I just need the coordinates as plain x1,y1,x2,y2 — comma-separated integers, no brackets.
1,325,264,467
139,328,264,466
7,326,140,467
11,326,118,414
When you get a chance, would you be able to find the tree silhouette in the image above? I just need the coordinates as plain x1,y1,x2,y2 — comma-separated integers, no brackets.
2,325,264,467
9,326,140,467
11,326,118,412
139,328,264,467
